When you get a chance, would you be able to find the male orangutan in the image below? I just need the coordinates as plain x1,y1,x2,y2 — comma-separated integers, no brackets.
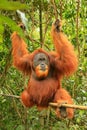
11,19,78,119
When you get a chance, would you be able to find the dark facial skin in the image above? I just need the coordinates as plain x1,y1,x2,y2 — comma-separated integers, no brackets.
33,53,49,71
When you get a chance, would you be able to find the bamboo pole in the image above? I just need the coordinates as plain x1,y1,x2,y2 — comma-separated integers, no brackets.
0,93,20,99
1,94,87,110
49,102,87,110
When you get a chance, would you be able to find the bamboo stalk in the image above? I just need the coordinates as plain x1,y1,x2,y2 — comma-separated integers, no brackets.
49,102,87,110
1,94,87,110
0,93,20,99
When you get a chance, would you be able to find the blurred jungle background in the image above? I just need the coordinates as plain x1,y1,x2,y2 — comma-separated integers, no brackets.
0,0,87,130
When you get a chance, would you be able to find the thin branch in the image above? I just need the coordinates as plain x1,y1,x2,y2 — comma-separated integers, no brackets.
26,34,50,50
0,93,25,123
0,49,12,86
76,0,80,56
42,17,51,48
1,94,87,110
51,0,58,19
49,102,87,110
26,34,40,45
59,0,63,20
39,0,43,48
1,48,12,76
0,93,20,99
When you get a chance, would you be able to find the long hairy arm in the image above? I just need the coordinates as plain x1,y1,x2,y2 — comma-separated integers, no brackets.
51,19,78,76
11,32,32,75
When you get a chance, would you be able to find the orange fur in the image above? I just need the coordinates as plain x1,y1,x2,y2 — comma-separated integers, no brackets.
11,32,32,75
11,20,78,119
53,88,74,119
21,89,35,107
35,65,49,78
51,26,78,76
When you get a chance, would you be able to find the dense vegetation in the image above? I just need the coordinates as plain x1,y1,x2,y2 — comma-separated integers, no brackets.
0,0,87,130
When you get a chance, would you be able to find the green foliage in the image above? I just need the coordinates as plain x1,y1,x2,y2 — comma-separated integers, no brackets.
0,0,29,42
0,15,25,40
0,0,87,130
0,25,4,42
0,0,29,10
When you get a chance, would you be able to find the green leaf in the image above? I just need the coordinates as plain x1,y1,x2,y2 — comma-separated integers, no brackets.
0,25,4,43
16,125,25,130
0,14,24,38
0,34,3,43
0,0,29,10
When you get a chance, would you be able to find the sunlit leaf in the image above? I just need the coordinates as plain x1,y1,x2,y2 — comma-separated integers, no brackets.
0,0,29,10
0,14,24,38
